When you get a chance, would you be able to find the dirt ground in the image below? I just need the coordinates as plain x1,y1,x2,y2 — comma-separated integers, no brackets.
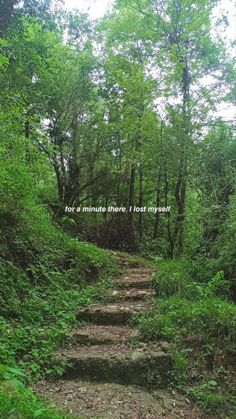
35,379,216,419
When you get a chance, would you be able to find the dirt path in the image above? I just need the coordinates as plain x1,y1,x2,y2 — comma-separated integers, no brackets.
36,255,205,418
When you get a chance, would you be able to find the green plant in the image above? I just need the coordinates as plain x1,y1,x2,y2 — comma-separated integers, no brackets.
185,381,235,411
0,382,71,419
137,313,176,341
0,365,72,418
170,349,188,373
205,271,229,298
153,259,197,299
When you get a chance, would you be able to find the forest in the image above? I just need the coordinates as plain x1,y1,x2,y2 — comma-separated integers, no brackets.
0,0,235,418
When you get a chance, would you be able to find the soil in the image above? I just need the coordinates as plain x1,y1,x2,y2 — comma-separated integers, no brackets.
67,325,133,345
36,379,204,419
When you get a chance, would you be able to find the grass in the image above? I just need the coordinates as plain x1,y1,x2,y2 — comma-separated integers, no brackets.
136,258,236,417
0,243,117,417
0,161,119,417
0,272,116,379
137,313,176,341
185,381,236,412
0,382,70,419
152,259,198,299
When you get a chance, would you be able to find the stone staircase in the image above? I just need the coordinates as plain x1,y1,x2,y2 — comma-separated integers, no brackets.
55,257,172,388
36,255,179,418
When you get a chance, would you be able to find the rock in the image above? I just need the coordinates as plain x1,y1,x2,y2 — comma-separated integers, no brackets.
56,344,172,387
131,351,145,361
107,288,156,301
129,329,141,340
160,342,171,352
76,302,152,325
67,325,132,345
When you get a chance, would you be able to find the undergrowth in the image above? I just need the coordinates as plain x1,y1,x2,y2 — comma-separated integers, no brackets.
0,365,71,419
0,154,119,417
0,237,116,416
137,259,236,417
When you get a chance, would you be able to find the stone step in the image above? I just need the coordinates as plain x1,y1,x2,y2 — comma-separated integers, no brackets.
57,344,172,387
126,267,154,274
66,326,170,350
76,301,152,325
67,325,132,345
112,253,147,268
112,268,154,290
107,288,156,301
114,256,135,267
113,275,153,289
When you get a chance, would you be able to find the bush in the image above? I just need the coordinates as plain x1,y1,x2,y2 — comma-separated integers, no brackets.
162,296,236,344
185,381,235,411
0,147,118,384
137,295,236,346
0,365,70,418
0,375,69,419
214,194,236,301
138,313,176,341
153,259,196,299
153,258,231,301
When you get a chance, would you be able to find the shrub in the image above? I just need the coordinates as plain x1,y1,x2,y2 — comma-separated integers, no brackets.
137,296,236,345
185,381,235,411
0,380,69,419
137,314,176,341
0,151,118,384
153,259,197,299
0,365,70,418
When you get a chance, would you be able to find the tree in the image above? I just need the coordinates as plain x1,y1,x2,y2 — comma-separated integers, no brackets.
110,0,233,256
0,0,19,35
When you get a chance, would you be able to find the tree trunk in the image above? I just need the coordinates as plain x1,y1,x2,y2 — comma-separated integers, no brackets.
164,160,174,258
25,120,30,163
153,171,161,239
153,121,164,240
173,57,190,256
138,163,144,240
128,164,136,226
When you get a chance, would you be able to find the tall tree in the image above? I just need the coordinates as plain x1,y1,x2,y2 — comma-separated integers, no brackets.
110,0,232,255
0,0,19,35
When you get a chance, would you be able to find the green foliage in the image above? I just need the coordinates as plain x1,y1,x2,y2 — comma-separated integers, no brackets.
213,194,236,299
170,349,188,372
138,314,176,341
185,381,235,412
0,366,70,418
169,348,189,383
137,259,236,414
138,295,236,346
153,259,197,299
0,378,70,419
153,258,231,300
204,270,228,297
0,2,235,418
